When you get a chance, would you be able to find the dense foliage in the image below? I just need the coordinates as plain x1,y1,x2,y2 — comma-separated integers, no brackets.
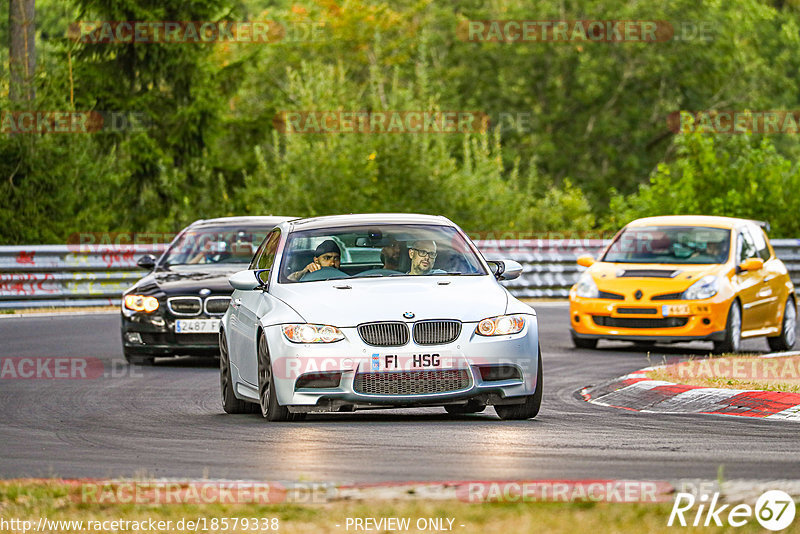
2,0,800,243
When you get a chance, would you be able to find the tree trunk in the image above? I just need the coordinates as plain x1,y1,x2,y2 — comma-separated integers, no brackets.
9,0,36,102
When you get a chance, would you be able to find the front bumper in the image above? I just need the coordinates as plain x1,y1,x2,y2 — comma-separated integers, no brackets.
569,295,729,343
120,312,222,356
249,316,540,411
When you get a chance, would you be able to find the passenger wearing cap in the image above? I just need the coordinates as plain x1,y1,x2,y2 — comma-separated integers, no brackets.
288,240,342,281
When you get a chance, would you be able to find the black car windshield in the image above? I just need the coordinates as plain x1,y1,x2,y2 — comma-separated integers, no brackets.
279,224,487,283
603,226,731,264
160,226,272,267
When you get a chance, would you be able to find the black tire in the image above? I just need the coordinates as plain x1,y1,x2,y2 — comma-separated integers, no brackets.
767,298,797,352
257,332,293,422
713,300,742,354
123,347,154,366
571,331,598,349
495,346,543,421
444,399,486,414
220,330,259,414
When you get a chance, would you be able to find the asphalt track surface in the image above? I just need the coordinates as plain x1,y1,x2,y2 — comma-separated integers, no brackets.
1,304,798,483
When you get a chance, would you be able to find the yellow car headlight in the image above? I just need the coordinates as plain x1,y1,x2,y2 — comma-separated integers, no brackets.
476,315,526,336
123,294,160,313
282,324,344,343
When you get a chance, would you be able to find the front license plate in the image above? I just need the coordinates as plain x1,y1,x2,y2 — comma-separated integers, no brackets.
371,352,458,371
662,304,690,316
175,319,220,334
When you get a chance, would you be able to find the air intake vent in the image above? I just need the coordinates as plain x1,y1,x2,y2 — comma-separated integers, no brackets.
353,369,470,395
651,292,684,301
357,322,409,347
167,297,202,316
204,296,231,315
617,269,681,278
413,320,461,345
592,316,688,328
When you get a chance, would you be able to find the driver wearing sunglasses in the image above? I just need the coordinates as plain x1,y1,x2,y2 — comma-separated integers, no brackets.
408,240,438,275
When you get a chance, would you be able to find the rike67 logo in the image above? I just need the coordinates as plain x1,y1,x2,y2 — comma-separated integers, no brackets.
669,489,795,530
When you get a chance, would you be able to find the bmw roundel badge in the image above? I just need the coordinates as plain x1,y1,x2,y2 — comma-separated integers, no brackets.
403,312,415,319
199,288,211,296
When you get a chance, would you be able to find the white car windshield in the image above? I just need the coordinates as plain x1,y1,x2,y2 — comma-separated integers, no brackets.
603,226,731,264
279,224,487,283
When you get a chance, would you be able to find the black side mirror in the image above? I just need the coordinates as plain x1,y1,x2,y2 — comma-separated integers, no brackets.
136,254,157,270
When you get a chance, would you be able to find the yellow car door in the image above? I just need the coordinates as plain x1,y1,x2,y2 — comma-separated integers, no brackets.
733,228,769,332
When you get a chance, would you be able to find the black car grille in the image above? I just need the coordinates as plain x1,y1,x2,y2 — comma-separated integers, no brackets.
592,316,688,328
204,297,231,315
353,369,470,395
617,269,680,278
598,290,625,300
168,297,202,316
357,322,409,347
616,307,658,315
412,321,461,345
651,292,684,301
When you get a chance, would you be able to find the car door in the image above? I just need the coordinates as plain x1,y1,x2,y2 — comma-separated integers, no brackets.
232,229,282,385
733,227,768,332
751,225,783,329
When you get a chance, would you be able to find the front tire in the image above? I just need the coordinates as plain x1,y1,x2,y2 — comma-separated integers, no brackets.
257,332,292,422
220,330,258,414
713,300,742,354
495,346,543,420
767,298,797,352
571,331,597,349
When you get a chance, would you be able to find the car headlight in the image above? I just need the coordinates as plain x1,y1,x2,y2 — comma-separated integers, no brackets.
123,294,159,313
282,324,345,343
575,271,599,298
682,275,719,300
476,315,526,336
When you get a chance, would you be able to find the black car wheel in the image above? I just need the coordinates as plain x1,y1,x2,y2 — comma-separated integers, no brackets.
257,332,294,422
123,347,154,366
571,331,598,349
714,300,742,354
767,297,797,352
220,330,258,414
495,345,543,421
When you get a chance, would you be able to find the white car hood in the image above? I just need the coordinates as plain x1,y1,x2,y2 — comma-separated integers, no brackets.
271,276,509,326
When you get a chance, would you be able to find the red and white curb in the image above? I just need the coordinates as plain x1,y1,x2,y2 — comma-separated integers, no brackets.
580,355,800,421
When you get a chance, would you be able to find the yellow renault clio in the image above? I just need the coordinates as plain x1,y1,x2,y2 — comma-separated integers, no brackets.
569,216,796,353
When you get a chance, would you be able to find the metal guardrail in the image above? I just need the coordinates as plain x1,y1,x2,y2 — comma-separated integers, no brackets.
0,239,798,308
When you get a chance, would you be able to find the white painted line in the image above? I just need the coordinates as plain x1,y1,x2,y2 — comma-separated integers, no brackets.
0,310,119,319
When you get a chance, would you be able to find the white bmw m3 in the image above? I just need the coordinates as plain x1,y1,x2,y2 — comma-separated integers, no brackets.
219,214,542,421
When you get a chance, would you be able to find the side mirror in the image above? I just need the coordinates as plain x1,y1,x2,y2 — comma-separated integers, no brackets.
576,255,595,268
738,257,764,272
229,270,261,291
136,254,157,270
488,260,522,281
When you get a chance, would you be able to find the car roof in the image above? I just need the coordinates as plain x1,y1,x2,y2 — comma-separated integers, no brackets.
189,216,294,229
625,215,765,230
285,213,453,231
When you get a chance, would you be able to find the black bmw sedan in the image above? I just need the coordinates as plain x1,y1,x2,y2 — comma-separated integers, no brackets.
121,216,292,365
